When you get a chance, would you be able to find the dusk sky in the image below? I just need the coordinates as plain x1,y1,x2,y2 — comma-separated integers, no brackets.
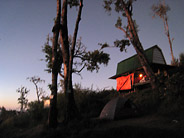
0,0,184,110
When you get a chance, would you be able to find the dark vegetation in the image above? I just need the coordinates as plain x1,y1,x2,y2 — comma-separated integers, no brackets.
1,66,184,138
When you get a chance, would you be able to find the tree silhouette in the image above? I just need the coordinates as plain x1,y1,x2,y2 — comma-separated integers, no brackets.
152,0,176,65
27,76,45,102
59,0,83,123
42,35,110,77
47,0,62,128
16,86,29,112
179,53,184,66
46,0,109,127
102,0,158,90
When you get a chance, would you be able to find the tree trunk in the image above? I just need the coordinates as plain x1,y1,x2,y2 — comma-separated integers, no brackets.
60,0,74,123
122,1,158,90
48,73,58,128
162,0,175,65
60,0,83,123
165,18,175,65
35,84,40,102
67,0,83,122
48,0,61,128
60,0,69,96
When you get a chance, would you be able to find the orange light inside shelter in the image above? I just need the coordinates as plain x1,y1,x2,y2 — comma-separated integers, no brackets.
139,73,143,78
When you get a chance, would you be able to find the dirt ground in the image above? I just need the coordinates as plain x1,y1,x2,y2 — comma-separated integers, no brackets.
77,114,184,138
8,114,182,138
1,113,184,138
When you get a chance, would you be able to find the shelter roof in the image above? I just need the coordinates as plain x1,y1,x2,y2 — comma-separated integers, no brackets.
110,45,167,79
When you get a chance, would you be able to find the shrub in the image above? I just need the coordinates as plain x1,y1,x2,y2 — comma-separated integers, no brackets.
57,87,119,120
157,68,184,117
75,89,118,118
13,112,31,128
0,107,16,125
127,88,160,115
127,67,184,116
27,101,49,123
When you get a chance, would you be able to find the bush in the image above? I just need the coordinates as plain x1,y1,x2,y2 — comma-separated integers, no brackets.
27,101,49,123
0,107,16,119
13,112,31,128
57,87,119,120
126,88,160,115
157,68,184,117
126,68,184,116
0,107,16,125
75,89,118,118
165,67,184,97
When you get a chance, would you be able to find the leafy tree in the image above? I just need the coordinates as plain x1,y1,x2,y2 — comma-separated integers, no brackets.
44,0,110,126
152,0,176,65
27,76,45,102
173,52,184,67
102,0,157,90
42,36,110,76
16,86,29,112
42,34,63,74
58,0,84,124
179,52,184,67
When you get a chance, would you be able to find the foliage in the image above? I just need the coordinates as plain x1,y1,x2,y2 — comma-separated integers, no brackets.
0,108,30,134
152,0,170,19
68,0,80,8
173,52,184,67
152,0,175,64
179,52,184,67
100,0,140,52
0,102,49,133
156,68,184,117
126,67,184,116
57,85,119,120
42,36,110,76
103,0,158,90
16,86,29,112
103,0,137,14
99,39,130,52
76,89,118,118
1,81,184,138
0,107,16,124
164,67,184,97
83,50,110,72
27,101,49,123
13,112,31,128
41,35,63,74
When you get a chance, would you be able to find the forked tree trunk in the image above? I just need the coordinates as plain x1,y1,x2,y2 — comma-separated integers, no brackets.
60,0,83,123
121,1,158,90
67,0,83,121
48,0,61,128
60,0,78,123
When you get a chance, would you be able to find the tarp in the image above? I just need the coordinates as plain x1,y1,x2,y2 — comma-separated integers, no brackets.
99,96,138,120
116,73,134,91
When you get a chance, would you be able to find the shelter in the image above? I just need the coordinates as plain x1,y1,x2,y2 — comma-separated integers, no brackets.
99,96,137,120
110,45,174,92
